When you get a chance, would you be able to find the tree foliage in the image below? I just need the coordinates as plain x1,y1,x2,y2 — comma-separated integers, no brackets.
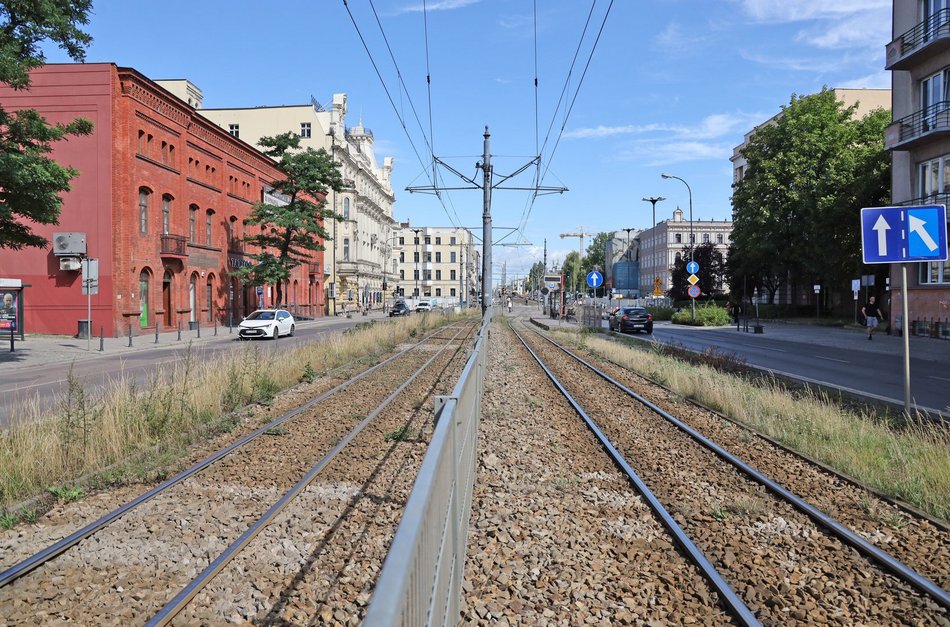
232,132,344,305
0,0,94,250
668,242,727,300
729,88,890,303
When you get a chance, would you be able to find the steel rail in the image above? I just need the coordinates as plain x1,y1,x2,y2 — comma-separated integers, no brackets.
528,323,950,611
147,323,474,626
0,325,455,588
509,322,761,626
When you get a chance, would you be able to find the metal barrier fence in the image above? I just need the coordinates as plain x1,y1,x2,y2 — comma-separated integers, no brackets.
364,310,491,626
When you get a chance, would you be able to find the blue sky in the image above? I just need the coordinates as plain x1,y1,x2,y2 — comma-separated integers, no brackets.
44,0,892,279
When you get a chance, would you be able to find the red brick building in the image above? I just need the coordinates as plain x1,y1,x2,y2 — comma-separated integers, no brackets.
0,64,325,337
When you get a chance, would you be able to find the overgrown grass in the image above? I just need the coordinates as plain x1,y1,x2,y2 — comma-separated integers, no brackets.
551,329,950,522
0,311,475,511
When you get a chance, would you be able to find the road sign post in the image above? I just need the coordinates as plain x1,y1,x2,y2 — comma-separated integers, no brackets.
861,205,949,414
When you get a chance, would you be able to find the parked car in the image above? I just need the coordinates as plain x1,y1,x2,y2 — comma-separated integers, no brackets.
415,300,432,313
390,301,411,317
608,307,653,334
238,309,295,340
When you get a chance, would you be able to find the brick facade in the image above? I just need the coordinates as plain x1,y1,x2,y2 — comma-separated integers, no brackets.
0,64,325,337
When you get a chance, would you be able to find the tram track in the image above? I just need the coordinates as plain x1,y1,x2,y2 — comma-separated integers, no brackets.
0,319,478,625
483,319,949,624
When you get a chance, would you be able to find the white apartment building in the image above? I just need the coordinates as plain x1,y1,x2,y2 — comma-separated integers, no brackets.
636,208,732,296
395,224,479,307
192,92,397,314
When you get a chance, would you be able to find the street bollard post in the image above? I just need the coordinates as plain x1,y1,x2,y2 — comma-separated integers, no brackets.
128,321,132,347
196,319,201,339
99,325,104,352
155,320,159,343
177,321,181,341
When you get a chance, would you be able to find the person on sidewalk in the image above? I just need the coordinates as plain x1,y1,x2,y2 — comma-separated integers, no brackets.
862,295,885,340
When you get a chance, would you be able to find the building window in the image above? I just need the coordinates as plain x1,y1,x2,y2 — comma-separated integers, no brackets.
920,257,950,284
413,270,419,281
206,210,214,246
918,153,950,198
424,270,432,281
675,233,682,244
703,233,710,243
300,122,311,138
161,195,172,235
400,270,405,280
689,233,695,244
450,288,456,297
717,233,724,244
435,237,441,245
399,252,405,262
424,252,432,263
228,124,239,138
343,238,350,261
413,251,419,263
189,273,198,322
435,252,442,263
450,251,456,263
161,141,168,162
343,197,350,219
399,236,405,245
137,130,145,154
435,270,442,280
435,288,442,296
206,275,214,322
425,236,431,245
450,270,456,280
413,236,419,245
189,205,198,243
138,269,150,328
450,236,456,245
138,188,151,234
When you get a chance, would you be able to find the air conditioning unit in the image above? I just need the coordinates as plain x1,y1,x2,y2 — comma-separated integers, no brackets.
59,257,82,272
53,232,87,257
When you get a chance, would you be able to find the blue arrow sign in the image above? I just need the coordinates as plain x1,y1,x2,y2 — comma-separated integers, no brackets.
686,260,700,274
861,205,948,264
586,271,603,288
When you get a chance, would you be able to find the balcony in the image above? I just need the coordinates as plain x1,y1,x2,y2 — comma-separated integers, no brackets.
160,234,187,259
885,101,950,151
886,9,950,70
894,192,950,207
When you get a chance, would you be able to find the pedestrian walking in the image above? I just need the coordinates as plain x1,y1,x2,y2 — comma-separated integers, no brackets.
506,296,512,313
862,295,885,340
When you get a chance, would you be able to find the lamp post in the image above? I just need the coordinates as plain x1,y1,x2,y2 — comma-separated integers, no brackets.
661,173,694,321
641,196,665,299
622,227,635,298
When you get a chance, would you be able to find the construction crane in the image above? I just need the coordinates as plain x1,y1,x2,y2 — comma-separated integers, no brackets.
560,228,589,296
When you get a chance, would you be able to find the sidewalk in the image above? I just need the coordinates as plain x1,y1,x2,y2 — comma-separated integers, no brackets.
0,310,392,372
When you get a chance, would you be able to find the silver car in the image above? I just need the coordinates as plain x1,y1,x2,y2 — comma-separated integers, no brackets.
238,309,295,340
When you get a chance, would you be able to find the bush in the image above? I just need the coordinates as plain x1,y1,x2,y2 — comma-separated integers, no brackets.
647,306,674,321
672,303,731,326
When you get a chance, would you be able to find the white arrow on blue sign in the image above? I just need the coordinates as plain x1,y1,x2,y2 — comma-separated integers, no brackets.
686,260,700,274
861,205,948,264
586,271,603,288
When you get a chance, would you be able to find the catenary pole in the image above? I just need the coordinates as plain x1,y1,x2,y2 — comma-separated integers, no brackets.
481,126,492,314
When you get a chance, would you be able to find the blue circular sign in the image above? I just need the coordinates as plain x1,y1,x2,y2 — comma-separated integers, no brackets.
687,285,701,298
256,286,264,296
586,271,603,288
686,261,700,274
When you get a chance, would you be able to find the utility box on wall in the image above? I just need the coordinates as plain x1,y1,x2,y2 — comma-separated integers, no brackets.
52,232,87,257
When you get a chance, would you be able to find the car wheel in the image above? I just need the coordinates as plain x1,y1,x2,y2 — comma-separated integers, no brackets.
272,328,279,340
289,324,295,337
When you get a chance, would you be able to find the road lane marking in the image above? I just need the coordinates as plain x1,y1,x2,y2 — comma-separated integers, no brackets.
929,375,950,382
813,355,850,364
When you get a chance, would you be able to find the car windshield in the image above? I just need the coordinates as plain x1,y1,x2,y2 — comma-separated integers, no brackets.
247,311,275,321
623,308,647,316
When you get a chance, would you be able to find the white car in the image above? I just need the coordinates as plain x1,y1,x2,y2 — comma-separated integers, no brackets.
238,309,295,340
415,300,432,312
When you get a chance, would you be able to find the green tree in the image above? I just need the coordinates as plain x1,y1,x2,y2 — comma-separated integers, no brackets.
730,88,890,307
561,250,583,296
233,132,343,305
527,260,545,294
0,0,94,250
668,243,726,300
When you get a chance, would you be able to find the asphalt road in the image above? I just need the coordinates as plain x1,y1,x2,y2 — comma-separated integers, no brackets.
0,314,387,428
639,321,950,416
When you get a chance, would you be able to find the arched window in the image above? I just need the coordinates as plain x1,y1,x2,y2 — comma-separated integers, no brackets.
139,269,151,328
138,188,151,234
343,238,350,261
343,197,350,219
161,195,172,235
206,274,214,322
206,209,214,246
189,273,198,322
189,205,198,242
675,253,682,262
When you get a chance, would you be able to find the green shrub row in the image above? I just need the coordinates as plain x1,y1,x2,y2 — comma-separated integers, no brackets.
672,303,731,326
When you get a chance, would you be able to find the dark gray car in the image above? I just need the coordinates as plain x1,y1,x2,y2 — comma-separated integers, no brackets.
608,307,653,334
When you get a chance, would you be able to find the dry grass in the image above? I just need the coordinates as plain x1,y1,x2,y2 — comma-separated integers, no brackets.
0,312,473,510
551,330,950,522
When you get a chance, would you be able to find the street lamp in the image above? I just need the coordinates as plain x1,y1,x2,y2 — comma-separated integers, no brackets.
641,196,665,298
622,227,635,298
661,173,694,321
412,228,423,304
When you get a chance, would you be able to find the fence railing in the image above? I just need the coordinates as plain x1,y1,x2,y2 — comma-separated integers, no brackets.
364,309,490,626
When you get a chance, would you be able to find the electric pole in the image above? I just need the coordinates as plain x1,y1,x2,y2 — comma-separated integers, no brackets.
560,228,589,296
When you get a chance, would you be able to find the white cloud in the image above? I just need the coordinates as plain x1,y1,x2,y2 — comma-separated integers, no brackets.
837,71,891,89
399,0,480,14
738,0,889,23
618,141,735,167
737,49,847,72
655,22,707,54
565,112,765,141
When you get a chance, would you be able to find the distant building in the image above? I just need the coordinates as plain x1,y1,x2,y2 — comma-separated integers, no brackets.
636,209,732,297
395,224,479,307
194,93,397,314
604,230,641,296
885,3,950,326
0,64,317,336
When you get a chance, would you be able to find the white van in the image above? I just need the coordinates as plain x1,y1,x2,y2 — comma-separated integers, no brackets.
415,300,432,312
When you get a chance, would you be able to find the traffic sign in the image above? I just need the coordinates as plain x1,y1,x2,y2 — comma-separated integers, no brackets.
687,274,699,285
256,286,264,296
686,260,699,274
652,276,662,297
586,271,603,288
687,285,701,298
861,205,948,264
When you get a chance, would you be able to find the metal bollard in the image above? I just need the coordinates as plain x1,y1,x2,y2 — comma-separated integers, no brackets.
99,325,104,352
128,321,133,347
155,320,159,343
214,317,218,336
229,312,233,334
196,319,201,339
8,325,14,352
177,321,181,341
